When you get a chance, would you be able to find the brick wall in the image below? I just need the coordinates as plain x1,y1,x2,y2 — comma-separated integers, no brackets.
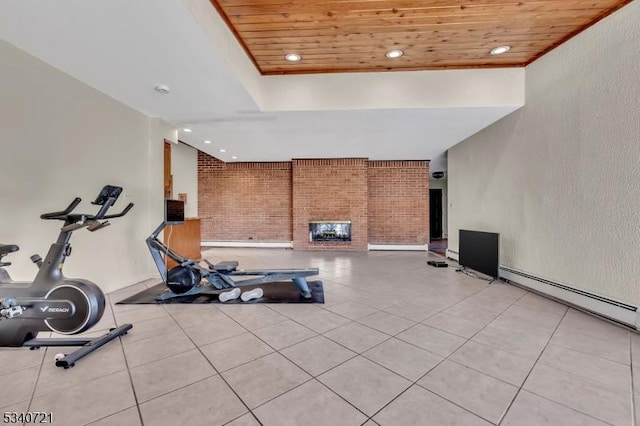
368,160,430,245
197,151,292,241
292,159,369,251
198,152,430,250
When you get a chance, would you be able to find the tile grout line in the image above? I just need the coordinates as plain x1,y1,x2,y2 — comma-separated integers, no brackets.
269,267,503,358
242,328,391,421
21,306,133,423
127,375,218,414
517,378,619,426
222,411,261,426
494,309,629,425
106,256,631,426
243,315,379,420
24,343,48,415
122,277,496,370
545,332,633,367
414,290,533,419
0,362,46,380
275,351,362,411
161,307,262,426
107,293,146,426
17,302,139,424
249,275,519,422
252,285,513,424
21,330,135,419
119,337,194,370
214,305,315,354
110,305,219,407
366,288,531,424
219,300,401,421
173,291,363,415
495,306,569,425
84,406,138,426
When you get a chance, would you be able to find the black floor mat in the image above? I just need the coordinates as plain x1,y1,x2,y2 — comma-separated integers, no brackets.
115,280,324,304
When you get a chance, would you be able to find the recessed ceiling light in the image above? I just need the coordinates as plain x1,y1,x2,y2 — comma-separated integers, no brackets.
182,128,192,133
204,140,211,144
285,53,301,62
154,84,170,94
232,156,237,159
385,49,404,59
490,45,511,55
220,149,226,153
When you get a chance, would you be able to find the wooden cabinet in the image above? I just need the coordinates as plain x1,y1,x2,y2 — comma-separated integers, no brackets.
164,218,201,268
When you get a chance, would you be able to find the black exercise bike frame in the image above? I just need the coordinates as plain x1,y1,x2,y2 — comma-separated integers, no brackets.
0,186,134,368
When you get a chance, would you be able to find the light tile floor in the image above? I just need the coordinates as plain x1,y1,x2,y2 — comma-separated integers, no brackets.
1,249,638,426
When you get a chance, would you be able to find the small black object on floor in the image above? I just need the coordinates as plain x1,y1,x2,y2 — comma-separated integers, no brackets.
427,260,449,268
116,281,324,305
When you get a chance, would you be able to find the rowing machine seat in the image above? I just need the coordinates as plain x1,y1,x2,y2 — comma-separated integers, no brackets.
212,261,239,272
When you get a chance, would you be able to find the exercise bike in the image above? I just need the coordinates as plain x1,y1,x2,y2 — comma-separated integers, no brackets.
146,199,321,302
0,185,133,368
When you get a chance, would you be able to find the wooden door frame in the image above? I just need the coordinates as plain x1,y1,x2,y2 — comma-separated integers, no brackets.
164,140,173,199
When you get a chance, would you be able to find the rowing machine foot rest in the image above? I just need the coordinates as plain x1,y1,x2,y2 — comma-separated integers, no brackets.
292,277,312,299
219,288,241,302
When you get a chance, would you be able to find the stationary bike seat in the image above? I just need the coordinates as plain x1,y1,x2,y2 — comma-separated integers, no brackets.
0,245,19,256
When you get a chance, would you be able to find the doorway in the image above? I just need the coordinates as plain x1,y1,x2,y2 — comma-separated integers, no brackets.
430,189,442,239
429,188,447,256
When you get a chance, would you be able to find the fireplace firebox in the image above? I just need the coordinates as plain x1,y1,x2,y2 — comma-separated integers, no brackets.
309,221,351,242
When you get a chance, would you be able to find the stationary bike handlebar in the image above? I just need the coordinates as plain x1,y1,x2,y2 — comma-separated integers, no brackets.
39,190,134,224
40,198,82,220
102,202,134,219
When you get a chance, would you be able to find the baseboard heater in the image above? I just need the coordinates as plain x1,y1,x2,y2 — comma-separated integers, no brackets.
368,244,428,251
446,249,459,261
499,265,639,330
202,241,293,249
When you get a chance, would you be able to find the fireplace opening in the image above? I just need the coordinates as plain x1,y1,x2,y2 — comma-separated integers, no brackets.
309,221,351,242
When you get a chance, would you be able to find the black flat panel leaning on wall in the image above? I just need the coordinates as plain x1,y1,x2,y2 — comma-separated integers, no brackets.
165,199,185,225
459,230,499,278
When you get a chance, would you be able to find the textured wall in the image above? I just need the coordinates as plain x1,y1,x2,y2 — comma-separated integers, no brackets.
368,161,430,245
198,152,293,241
292,159,369,250
448,1,640,304
0,40,172,293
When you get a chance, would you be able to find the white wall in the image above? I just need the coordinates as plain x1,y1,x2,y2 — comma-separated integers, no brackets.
448,2,640,305
170,142,199,218
0,40,176,293
429,179,448,239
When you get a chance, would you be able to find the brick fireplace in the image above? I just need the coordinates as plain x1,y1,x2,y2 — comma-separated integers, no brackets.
292,159,368,251
197,152,429,251
309,221,352,242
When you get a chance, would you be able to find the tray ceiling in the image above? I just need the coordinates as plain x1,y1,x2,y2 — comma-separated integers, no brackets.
210,0,631,74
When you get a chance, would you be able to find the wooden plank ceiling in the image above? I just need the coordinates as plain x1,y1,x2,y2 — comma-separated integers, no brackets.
209,0,632,75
